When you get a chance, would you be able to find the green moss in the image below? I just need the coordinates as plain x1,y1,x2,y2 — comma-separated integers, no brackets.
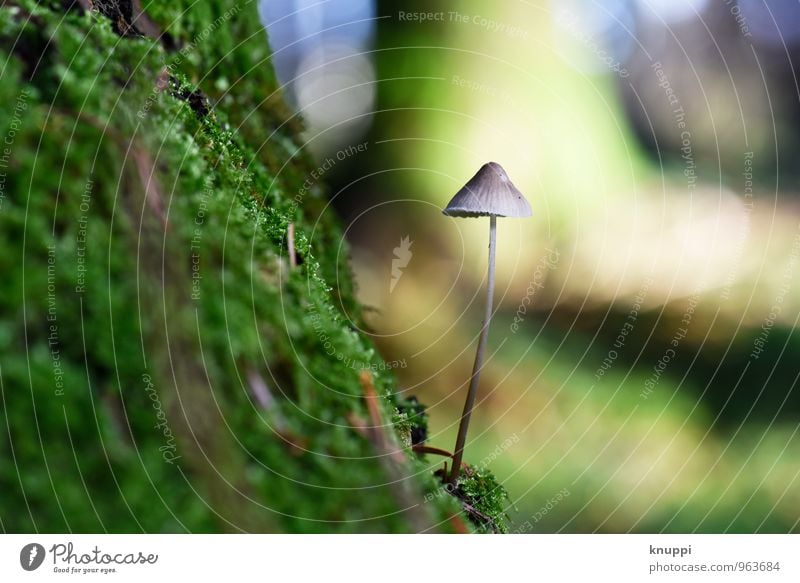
450,465,511,534
0,0,459,533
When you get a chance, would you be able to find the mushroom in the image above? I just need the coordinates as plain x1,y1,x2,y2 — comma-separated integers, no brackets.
443,162,532,483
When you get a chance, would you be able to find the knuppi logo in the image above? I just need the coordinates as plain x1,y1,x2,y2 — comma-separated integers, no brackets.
19,543,46,571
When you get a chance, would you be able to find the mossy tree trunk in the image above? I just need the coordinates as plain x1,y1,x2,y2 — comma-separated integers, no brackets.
0,0,463,533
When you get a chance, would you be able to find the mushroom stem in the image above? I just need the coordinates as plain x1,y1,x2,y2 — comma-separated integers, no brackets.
449,215,496,483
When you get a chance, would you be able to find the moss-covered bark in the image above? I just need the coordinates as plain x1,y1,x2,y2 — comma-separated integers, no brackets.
0,0,464,533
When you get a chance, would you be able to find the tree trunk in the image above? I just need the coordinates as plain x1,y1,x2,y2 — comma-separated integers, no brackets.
0,0,459,533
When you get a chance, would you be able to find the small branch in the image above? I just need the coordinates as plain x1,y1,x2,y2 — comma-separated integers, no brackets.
359,370,404,464
412,444,453,458
357,371,436,532
460,500,496,529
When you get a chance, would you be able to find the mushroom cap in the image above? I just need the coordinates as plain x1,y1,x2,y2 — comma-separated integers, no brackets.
442,162,532,218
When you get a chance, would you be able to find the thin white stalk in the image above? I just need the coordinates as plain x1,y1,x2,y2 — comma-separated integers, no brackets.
450,215,496,482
